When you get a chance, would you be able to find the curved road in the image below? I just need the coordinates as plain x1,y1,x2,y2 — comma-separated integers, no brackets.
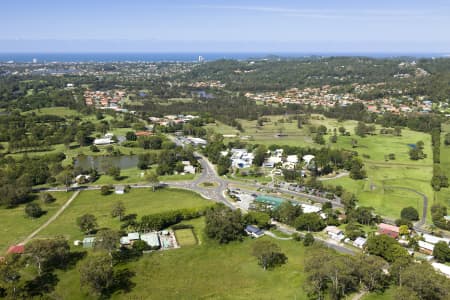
383,186,428,230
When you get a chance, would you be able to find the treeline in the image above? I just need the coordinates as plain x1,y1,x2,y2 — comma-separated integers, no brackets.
139,207,208,232
0,153,66,207
305,240,450,300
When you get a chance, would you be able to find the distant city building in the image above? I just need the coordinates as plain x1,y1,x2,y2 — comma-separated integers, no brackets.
32,58,37,64
198,55,204,63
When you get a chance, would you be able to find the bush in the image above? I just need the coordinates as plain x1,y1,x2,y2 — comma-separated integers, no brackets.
100,185,112,195
25,203,44,218
303,233,315,246
40,192,55,204
132,240,151,252
400,207,419,221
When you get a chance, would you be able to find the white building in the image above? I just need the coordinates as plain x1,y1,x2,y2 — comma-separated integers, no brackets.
93,137,114,145
353,237,367,249
302,155,315,166
325,226,344,241
422,234,450,245
432,262,450,278
301,203,321,214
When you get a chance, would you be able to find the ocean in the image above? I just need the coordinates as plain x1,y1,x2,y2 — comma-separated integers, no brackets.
0,52,446,63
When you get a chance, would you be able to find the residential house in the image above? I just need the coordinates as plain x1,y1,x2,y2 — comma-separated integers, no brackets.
432,262,450,278
353,237,367,249
418,240,434,255
378,223,400,239
245,225,264,238
120,232,140,246
325,226,344,241
7,245,24,255
140,232,161,248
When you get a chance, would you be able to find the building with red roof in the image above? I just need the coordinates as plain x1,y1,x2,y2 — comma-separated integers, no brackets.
378,223,400,239
7,244,25,254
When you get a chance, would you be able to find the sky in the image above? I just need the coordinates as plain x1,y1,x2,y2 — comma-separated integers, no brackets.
0,0,449,53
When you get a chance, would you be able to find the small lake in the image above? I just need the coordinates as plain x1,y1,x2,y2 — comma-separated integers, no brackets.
74,155,138,171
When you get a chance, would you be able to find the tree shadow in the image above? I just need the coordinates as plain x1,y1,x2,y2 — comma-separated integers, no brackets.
23,272,59,297
63,250,88,270
102,268,136,298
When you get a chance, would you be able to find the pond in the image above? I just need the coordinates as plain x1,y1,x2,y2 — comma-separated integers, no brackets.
74,155,138,172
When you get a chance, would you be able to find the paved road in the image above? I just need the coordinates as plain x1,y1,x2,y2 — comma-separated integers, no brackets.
19,191,80,245
384,186,428,228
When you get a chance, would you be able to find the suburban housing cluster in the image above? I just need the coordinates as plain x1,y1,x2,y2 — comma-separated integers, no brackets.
245,83,435,115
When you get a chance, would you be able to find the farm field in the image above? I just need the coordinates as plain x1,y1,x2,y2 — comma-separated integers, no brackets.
0,192,73,252
49,218,310,300
37,188,213,242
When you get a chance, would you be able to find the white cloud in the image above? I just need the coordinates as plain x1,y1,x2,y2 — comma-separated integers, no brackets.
197,4,441,20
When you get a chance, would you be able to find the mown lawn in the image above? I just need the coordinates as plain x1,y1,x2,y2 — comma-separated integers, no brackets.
36,188,213,242
174,228,197,246
50,218,310,300
0,192,73,252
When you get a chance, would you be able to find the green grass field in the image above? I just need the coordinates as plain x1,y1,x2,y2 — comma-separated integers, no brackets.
174,228,197,246
25,107,82,117
36,188,213,242
48,217,310,300
212,114,434,220
0,192,73,252
436,122,450,208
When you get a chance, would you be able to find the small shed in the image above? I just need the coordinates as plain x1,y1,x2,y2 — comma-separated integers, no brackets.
115,186,125,195
82,237,96,248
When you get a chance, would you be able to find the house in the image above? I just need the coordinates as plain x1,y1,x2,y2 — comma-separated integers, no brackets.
432,262,450,278
82,237,96,248
75,174,91,184
301,203,321,214
418,240,434,255
93,137,113,145
140,232,161,248
184,165,196,174
422,234,450,245
262,161,275,168
120,232,140,245
187,137,207,146
115,186,125,195
245,225,264,238
324,226,344,241
302,155,315,167
353,237,367,249
135,131,153,137
7,244,25,254
286,155,299,164
378,223,400,239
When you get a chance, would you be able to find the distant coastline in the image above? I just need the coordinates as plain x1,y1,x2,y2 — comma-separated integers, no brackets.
0,52,448,63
